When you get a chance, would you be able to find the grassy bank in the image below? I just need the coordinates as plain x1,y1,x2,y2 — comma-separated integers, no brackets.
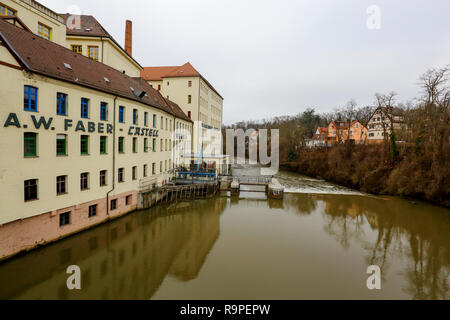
282,144,450,208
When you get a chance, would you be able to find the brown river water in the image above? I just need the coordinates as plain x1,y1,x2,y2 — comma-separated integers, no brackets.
0,170,449,300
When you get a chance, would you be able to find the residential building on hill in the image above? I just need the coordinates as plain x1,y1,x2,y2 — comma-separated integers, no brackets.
326,121,368,144
367,107,406,144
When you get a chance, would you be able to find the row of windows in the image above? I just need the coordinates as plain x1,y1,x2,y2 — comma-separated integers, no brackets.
71,45,99,61
58,194,132,229
24,162,172,201
24,86,176,129
23,133,173,157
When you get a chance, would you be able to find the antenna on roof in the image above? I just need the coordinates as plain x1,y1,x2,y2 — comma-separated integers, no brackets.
104,77,110,83
63,63,72,70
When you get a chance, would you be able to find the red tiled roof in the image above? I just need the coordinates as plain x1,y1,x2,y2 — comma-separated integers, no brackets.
59,14,142,69
140,66,179,81
0,19,188,120
141,62,223,100
316,127,328,134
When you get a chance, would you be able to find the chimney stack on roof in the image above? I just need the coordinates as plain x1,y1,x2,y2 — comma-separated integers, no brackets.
125,20,132,56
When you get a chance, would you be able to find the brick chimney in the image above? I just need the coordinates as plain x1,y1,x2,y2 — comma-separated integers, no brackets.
125,20,132,56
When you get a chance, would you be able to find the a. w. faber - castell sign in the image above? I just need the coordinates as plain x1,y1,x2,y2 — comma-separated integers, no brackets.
2,113,159,137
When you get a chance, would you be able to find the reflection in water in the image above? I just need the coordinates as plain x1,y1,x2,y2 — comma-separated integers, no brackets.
284,194,450,300
0,178,449,300
0,198,226,300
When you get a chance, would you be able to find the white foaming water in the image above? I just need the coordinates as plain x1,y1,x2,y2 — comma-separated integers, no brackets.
275,171,366,196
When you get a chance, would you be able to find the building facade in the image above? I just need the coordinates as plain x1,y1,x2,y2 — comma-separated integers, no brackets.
367,107,405,144
326,121,368,144
141,62,227,170
0,17,192,260
60,14,143,77
1,0,66,45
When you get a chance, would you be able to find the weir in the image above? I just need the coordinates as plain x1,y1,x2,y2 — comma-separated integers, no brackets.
137,170,284,210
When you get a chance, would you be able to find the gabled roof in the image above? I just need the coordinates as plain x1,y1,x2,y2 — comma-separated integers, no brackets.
0,19,189,120
141,62,223,100
59,14,142,70
328,120,366,129
316,127,328,134
60,14,110,37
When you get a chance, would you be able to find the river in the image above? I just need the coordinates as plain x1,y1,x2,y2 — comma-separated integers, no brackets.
0,170,449,300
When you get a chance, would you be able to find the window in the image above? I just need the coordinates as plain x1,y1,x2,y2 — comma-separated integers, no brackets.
100,170,107,186
89,205,97,218
133,138,137,153
118,168,124,183
133,109,138,125
118,137,124,153
110,199,117,211
153,114,156,128
88,46,99,61
38,23,52,40
24,132,37,157
160,139,163,152
81,135,89,155
160,161,163,173
143,165,148,177
57,93,67,115
188,95,192,104
188,80,192,87
24,86,38,111
126,195,132,205
157,84,161,91
165,118,168,130
152,138,156,152
57,175,67,195
100,102,108,121
132,166,137,180
81,98,89,118
100,136,107,154
188,111,191,119
161,116,164,129
56,134,67,156
144,112,148,127
71,45,82,54
1,4,16,16
59,212,70,227
24,179,38,201
119,106,125,123
144,138,148,152
80,173,89,190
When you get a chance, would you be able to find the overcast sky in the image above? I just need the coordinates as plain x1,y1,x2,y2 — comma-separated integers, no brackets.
40,0,450,124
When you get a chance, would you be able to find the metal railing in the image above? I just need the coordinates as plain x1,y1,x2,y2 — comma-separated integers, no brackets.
233,175,273,184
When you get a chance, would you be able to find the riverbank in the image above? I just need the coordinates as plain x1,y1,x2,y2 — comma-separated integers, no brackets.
281,144,450,208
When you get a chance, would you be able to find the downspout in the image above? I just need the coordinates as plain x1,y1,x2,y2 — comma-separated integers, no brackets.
106,96,118,216
197,78,201,162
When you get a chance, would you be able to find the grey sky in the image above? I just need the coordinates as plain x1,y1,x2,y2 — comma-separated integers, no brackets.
40,0,450,124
